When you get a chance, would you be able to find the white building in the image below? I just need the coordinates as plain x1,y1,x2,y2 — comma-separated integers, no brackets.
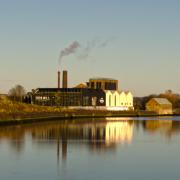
104,90,134,111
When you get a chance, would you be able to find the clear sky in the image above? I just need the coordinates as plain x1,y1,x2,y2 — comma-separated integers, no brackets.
0,0,180,96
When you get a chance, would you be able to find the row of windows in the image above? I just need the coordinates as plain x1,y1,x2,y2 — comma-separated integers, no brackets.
109,95,132,106
34,95,99,106
57,95,82,106
121,102,132,106
38,89,82,93
34,94,82,106
91,82,102,89
105,83,117,90
90,82,117,90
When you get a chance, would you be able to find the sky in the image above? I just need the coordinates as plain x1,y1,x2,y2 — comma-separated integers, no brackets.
0,0,180,96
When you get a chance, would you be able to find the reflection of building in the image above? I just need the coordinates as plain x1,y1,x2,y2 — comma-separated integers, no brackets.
30,120,134,158
105,122,133,145
31,121,133,145
1,120,180,160
143,120,173,134
29,72,134,110
146,98,173,115
144,120,174,137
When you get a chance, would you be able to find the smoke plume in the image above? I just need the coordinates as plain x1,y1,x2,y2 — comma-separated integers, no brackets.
58,38,112,67
77,39,111,60
59,41,80,66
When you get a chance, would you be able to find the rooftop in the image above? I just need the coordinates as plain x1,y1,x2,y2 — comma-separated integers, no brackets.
152,98,172,105
89,77,117,81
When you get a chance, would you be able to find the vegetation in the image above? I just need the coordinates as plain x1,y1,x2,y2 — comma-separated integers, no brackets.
8,85,26,102
0,96,72,120
134,90,180,110
0,96,62,113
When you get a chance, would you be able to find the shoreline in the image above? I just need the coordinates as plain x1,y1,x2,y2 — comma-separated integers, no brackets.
0,112,179,126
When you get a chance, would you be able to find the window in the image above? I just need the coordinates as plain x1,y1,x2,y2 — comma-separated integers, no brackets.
83,96,89,106
96,82,102,89
109,95,111,106
91,82,95,89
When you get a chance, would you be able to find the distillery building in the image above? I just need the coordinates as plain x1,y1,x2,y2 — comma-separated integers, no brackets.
88,78,118,90
30,70,134,110
32,88,105,107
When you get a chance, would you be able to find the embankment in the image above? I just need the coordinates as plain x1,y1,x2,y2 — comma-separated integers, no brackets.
0,97,176,126
0,109,164,126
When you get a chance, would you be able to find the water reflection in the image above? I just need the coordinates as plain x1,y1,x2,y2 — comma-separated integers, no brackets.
0,118,180,161
30,120,134,161
142,120,180,138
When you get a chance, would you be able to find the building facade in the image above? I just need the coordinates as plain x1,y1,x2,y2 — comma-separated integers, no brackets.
146,98,172,115
88,78,118,90
29,76,134,111
105,91,133,110
31,88,106,107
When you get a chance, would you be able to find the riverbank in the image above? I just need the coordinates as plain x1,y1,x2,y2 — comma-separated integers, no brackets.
0,109,177,126
0,97,178,126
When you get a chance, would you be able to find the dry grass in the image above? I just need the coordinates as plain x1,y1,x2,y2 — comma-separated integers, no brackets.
0,96,74,120
0,96,60,113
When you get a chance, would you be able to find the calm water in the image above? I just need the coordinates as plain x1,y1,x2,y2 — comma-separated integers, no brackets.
1,116,180,180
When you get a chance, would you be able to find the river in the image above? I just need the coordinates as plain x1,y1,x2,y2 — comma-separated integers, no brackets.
0,116,180,180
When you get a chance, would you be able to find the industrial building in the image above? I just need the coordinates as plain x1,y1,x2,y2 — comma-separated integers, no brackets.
88,78,118,90
30,70,134,110
32,88,105,107
146,98,173,115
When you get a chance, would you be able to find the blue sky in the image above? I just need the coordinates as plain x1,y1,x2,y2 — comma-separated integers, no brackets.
0,0,180,96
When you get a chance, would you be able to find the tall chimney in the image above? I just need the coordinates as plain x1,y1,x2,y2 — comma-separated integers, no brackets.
62,70,68,88
58,71,60,88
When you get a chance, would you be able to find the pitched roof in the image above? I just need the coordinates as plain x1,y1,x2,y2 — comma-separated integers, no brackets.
74,83,87,88
152,98,172,105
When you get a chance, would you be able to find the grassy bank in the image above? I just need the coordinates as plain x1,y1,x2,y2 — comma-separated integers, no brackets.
0,96,172,126
0,96,73,120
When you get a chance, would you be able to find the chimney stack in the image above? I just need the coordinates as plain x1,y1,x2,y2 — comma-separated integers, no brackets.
62,70,68,88
58,71,60,88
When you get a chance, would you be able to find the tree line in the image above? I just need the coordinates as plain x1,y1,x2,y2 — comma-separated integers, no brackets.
134,90,180,110
8,85,26,102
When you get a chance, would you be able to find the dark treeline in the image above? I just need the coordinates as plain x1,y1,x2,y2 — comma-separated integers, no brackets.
134,90,180,110
8,85,26,102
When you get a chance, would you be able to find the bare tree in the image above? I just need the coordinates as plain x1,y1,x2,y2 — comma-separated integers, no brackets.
8,85,26,102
